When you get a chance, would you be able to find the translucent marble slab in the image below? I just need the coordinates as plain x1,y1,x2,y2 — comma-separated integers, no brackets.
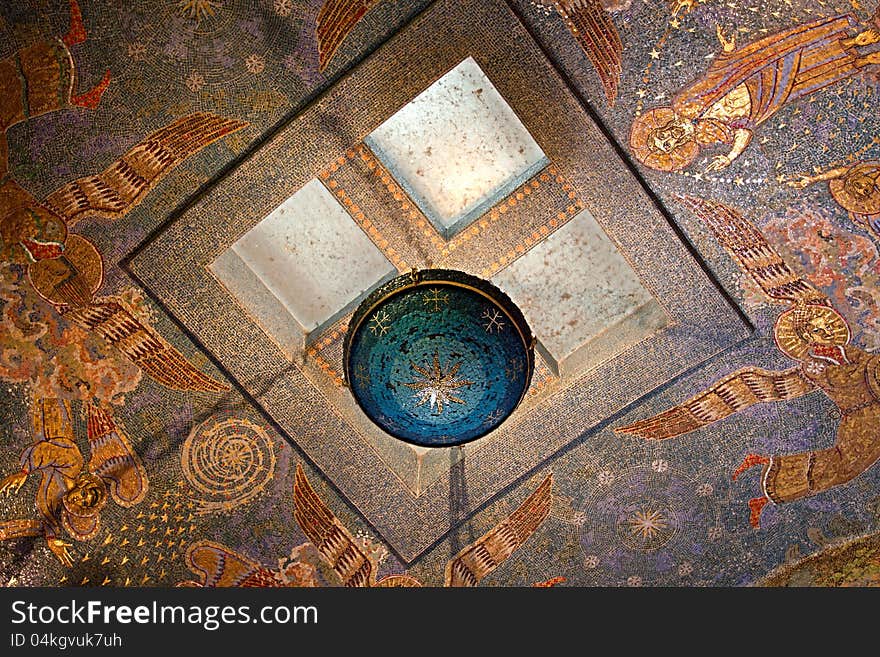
212,179,396,341
493,209,668,377
364,56,549,238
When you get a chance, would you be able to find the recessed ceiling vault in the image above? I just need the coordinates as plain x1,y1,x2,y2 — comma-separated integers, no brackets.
131,0,750,561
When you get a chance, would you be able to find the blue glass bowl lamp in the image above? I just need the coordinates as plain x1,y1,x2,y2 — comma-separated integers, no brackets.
343,269,535,447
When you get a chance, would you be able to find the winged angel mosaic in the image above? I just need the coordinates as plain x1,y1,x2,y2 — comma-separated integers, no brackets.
177,464,553,587
616,196,880,529
0,399,146,567
630,12,880,172
1,0,246,396
315,0,692,106
0,1,246,565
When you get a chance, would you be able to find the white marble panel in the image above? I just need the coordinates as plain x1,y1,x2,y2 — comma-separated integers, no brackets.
365,56,548,237
493,209,667,375
212,179,396,335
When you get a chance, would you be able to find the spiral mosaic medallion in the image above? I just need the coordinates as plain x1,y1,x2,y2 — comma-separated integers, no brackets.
181,416,276,514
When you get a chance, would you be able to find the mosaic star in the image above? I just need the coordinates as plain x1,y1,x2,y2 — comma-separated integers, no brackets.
481,308,506,333
177,0,220,22
369,310,391,336
404,353,474,414
423,289,449,312
627,509,669,541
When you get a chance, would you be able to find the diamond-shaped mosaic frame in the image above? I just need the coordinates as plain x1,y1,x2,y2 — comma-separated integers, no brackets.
129,0,751,562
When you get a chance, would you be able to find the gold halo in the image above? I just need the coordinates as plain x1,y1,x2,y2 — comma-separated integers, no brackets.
62,509,101,541
830,161,880,215
375,574,423,587
773,305,850,361
28,235,103,306
629,107,699,172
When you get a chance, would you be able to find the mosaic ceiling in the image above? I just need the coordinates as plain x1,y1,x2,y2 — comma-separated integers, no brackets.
1,0,880,588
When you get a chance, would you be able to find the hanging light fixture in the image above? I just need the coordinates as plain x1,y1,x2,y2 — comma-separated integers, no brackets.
343,269,535,447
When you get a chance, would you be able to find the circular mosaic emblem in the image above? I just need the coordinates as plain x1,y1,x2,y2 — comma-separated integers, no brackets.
181,416,276,514
575,465,721,584
343,269,534,447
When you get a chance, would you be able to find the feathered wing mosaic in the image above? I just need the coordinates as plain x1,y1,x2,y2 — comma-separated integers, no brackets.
617,196,880,528
1,1,243,570
177,463,553,587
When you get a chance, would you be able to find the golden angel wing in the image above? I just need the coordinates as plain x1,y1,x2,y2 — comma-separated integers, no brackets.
293,463,375,587
316,0,382,72
615,367,817,440
62,298,230,393
85,402,148,507
444,472,553,587
43,112,247,227
178,541,281,587
555,0,623,106
677,195,828,306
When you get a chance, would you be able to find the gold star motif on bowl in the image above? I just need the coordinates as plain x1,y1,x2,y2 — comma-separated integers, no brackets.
404,353,474,414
